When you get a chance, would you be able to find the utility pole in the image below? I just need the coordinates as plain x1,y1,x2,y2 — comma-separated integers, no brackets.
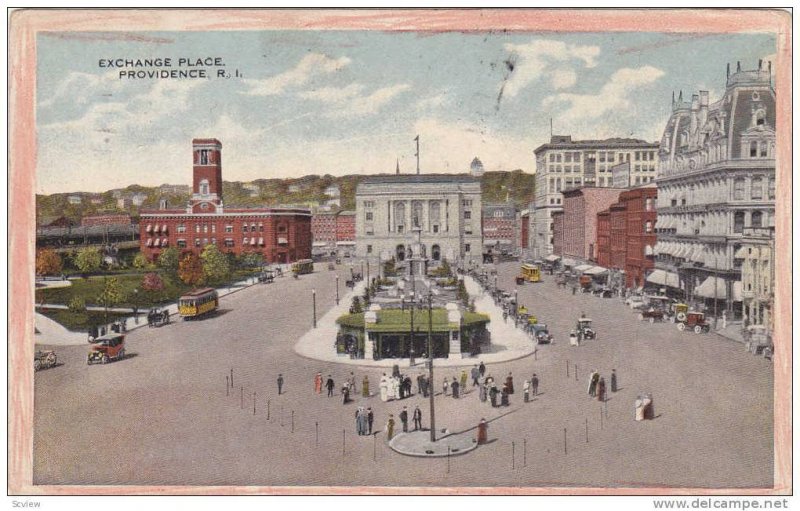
409,270,415,363
414,135,420,175
427,290,436,442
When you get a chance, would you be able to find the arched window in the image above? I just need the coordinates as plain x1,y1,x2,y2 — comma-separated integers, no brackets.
751,176,763,200
199,179,210,195
431,244,441,261
411,201,423,229
395,202,406,232
733,211,745,233
751,211,763,228
755,109,766,127
396,244,406,261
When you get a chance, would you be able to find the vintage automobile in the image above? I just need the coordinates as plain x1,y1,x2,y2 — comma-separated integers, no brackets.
576,318,596,340
147,307,170,327
668,303,690,323
258,270,275,283
744,325,771,356
625,295,646,309
676,311,711,334
531,324,553,344
555,272,567,288
34,350,57,371
638,307,665,323
578,275,593,293
87,333,126,365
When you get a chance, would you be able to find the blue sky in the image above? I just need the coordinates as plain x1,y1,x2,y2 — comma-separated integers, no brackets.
36,30,776,194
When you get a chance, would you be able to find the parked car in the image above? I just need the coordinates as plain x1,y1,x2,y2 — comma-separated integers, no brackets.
87,333,126,365
638,308,665,323
626,295,646,309
531,324,553,344
576,317,596,340
34,350,57,371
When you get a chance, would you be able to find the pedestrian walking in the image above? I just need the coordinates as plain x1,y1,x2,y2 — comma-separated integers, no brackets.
489,383,499,407
326,375,335,397
342,384,351,404
277,374,284,395
479,381,487,403
399,406,409,433
413,406,422,431
597,377,607,402
479,361,486,378
505,372,515,394
442,377,449,396
386,414,395,440
610,369,618,393
471,365,480,387
404,375,413,398
362,375,370,398
531,373,539,396
348,372,356,394
587,370,599,397
523,379,531,403
355,407,366,435
420,374,429,398
379,373,389,402
451,377,460,399
501,384,510,407
417,373,425,395
460,370,468,391
367,407,374,434
314,372,323,394
477,418,488,445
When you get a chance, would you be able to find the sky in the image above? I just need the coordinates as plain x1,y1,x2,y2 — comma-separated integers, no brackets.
35,30,776,194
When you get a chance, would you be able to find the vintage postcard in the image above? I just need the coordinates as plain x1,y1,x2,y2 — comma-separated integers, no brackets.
8,8,792,498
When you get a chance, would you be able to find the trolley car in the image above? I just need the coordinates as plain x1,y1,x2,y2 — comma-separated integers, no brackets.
291,259,314,275
178,288,219,319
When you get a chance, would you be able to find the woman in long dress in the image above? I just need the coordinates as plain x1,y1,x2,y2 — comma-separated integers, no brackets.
479,382,487,402
362,375,370,398
635,395,645,421
596,377,606,402
386,414,395,440
314,372,323,394
391,377,400,400
379,374,389,402
477,419,488,445
442,377,449,396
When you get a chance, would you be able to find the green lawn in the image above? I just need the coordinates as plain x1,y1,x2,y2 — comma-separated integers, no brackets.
337,309,490,332
39,309,132,333
35,270,260,309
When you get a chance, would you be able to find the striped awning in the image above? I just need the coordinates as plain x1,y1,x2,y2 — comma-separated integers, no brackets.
694,276,727,299
645,244,655,256
161,239,168,247
584,266,608,275
250,237,257,246
574,264,593,273
646,269,680,288
545,255,561,262
690,245,706,263
259,237,265,246
146,224,152,232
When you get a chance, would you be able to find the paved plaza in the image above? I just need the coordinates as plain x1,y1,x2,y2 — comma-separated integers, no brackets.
32,262,773,488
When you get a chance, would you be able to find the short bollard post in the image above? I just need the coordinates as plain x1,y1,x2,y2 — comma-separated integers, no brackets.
240,386,243,409
291,410,295,433
315,421,319,446
342,429,346,457
600,407,604,430
512,441,516,470
564,428,568,455
253,392,256,415
447,446,451,473
574,364,578,381
523,438,527,467
231,369,234,388
226,376,229,396
267,399,271,420
585,418,589,443
566,360,569,378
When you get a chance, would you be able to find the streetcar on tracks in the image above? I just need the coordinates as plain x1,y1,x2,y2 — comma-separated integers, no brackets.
291,258,314,275
178,288,219,320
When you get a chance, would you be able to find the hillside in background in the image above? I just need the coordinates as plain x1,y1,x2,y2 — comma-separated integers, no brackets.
36,171,535,224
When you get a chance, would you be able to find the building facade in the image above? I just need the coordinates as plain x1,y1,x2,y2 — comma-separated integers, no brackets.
139,139,312,263
654,62,775,316
519,210,530,256
482,202,518,254
596,210,611,267
620,187,658,288
81,214,132,227
559,187,626,262
354,174,482,266
530,135,659,258
735,227,775,331
551,211,564,257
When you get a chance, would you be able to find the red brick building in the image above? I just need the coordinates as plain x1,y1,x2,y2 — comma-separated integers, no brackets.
312,212,338,246
311,210,356,256
596,210,610,267
81,214,132,227
519,210,529,253
595,185,658,288
482,202,518,252
139,139,312,263
560,187,625,262
551,211,564,256
335,211,355,243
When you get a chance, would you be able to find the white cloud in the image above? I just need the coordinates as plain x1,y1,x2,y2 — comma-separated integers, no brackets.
502,39,600,98
551,68,577,90
336,84,411,117
299,83,365,102
241,53,351,96
542,65,665,121
38,70,124,110
415,91,449,111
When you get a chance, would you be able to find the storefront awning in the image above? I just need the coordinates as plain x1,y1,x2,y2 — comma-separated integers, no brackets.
545,255,561,262
162,224,168,233
690,245,706,263
734,246,749,259
145,224,152,232
561,258,576,267
646,269,680,288
694,276,727,299
259,237,265,246
584,266,608,275
250,237,257,245
645,245,655,256
574,264,593,273
336,241,356,246
278,237,288,245
161,239,168,247
312,242,328,247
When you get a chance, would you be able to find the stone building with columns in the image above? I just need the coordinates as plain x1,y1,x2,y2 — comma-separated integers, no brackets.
354,174,483,267
653,61,776,317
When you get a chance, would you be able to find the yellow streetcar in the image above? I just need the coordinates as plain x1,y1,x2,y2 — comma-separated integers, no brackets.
519,263,542,283
178,288,219,319
291,258,314,275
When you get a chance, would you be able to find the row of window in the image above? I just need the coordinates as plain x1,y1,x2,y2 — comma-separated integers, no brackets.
170,237,283,249
173,223,289,234
547,150,657,164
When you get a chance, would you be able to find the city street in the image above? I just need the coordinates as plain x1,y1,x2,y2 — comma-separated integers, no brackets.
33,262,773,489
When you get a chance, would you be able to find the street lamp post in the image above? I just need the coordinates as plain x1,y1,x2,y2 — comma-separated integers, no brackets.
427,290,436,442
312,289,317,329
335,274,340,305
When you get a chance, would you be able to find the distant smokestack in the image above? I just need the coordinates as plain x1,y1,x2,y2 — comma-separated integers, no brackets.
727,63,730,79
396,158,400,175
737,61,741,72
758,59,763,70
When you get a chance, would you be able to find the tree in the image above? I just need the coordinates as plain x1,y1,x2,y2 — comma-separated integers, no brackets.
350,296,363,314
36,249,62,276
141,272,164,292
200,244,231,284
67,296,86,314
96,277,124,319
178,252,204,286
74,247,102,276
132,252,150,270
238,252,264,269
157,247,180,276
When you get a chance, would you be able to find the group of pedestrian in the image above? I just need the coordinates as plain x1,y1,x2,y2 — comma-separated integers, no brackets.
587,368,618,402
522,373,539,403
477,372,513,408
379,373,414,402
354,406,374,435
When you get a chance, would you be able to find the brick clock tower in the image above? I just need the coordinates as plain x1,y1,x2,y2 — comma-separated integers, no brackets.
190,138,223,214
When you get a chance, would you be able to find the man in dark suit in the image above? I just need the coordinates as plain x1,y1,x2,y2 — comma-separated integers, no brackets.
399,406,409,433
326,375,335,397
